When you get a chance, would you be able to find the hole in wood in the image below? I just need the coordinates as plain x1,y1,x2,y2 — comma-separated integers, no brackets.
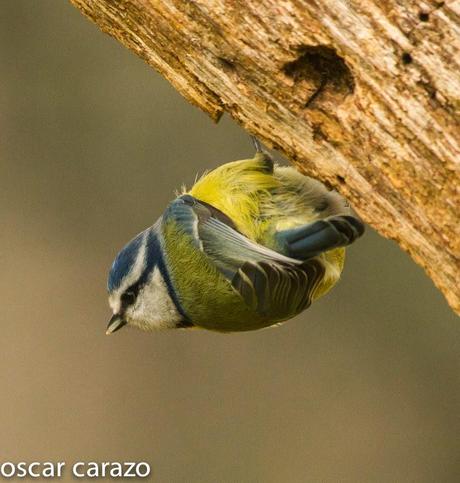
418,11,429,21
402,52,413,64
283,45,355,110
217,56,236,72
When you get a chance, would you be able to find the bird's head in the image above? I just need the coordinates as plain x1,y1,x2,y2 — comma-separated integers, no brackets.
106,222,185,334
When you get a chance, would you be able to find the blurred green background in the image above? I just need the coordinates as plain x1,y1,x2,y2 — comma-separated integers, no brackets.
1,2,459,482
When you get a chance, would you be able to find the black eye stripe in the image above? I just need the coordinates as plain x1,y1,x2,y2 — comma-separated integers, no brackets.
119,250,155,309
120,288,138,307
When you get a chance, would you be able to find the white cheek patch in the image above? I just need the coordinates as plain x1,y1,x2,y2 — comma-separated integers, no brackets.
129,267,181,330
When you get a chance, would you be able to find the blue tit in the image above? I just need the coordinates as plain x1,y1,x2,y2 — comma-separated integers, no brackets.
106,140,364,334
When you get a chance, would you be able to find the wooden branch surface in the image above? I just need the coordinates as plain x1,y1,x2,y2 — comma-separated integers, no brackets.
70,0,460,314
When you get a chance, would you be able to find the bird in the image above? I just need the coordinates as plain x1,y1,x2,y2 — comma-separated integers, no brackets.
106,138,364,334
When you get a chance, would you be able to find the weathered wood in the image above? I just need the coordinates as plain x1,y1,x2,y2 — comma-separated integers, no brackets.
70,0,460,314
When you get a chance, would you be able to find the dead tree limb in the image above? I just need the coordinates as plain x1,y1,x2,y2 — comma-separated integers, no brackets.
70,0,460,314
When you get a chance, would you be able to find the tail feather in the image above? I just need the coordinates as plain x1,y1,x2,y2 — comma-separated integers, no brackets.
277,215,365,260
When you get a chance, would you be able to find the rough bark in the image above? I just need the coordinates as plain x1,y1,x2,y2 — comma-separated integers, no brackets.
70,0,460,314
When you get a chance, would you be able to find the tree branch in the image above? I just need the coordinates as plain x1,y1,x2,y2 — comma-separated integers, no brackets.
70,0,460,314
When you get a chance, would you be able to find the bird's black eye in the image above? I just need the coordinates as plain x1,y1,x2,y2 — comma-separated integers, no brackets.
121,291,136,307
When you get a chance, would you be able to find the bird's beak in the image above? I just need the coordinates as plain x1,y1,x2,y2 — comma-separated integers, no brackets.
106,314,127,335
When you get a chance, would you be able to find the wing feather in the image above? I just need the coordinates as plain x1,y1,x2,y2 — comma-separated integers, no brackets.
163,196,325,320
